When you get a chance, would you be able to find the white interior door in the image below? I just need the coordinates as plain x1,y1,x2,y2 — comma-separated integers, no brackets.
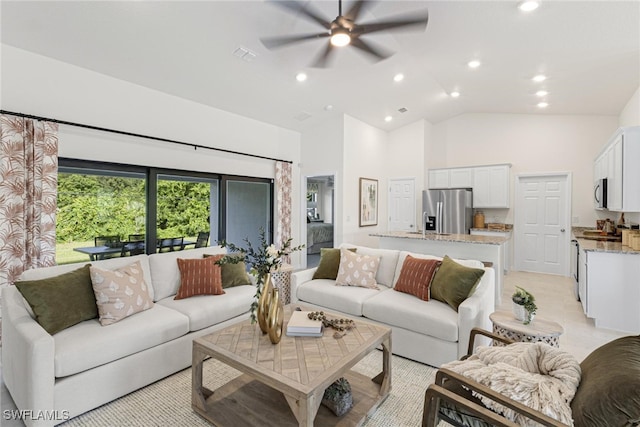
515,174,571,275
388,178,416,231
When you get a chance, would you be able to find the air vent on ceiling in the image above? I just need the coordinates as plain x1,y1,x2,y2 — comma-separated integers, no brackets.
398,107,408,113
295,112,312,121
233,46,257,62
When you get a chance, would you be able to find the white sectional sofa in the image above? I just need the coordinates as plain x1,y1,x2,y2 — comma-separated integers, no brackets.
1,247,255,427
291,244,495,367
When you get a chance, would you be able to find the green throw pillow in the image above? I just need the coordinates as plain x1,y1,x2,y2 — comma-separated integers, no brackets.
430,255,485,311
313,248,356,280
204,254,251,288
571,335,640,426
15,264,98,335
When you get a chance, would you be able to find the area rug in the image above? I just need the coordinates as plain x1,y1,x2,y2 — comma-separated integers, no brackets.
60,350,437,427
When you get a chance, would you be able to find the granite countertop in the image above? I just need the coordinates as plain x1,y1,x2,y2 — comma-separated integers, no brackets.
371,231,508,245
470,227,513,233
572,227,640,255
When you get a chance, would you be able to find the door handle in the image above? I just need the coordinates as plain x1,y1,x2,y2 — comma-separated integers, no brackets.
561,228,566,232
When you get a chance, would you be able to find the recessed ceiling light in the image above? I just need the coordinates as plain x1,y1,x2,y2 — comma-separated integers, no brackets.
518,1,540,12
532,74,547,82
296,73,307,82
450,91,461,98
393,73,405,82
537,102,549,108
467,60,481,69
384,116,393,122
536,90,548,97
324,104,334,111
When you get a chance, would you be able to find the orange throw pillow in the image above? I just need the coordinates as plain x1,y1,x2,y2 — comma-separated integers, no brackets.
394,255,441,301
175,256,225,300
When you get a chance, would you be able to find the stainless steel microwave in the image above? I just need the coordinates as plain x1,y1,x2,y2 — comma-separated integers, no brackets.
594,178,607,209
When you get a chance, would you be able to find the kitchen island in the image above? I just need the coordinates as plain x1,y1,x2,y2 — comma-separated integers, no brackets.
371,231,508,306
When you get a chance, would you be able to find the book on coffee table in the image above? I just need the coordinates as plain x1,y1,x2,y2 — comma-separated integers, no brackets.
286,310,323,335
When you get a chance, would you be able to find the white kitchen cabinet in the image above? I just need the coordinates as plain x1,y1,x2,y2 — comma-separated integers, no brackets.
470,229,511,273
585,251,640,333
428,169,450,189
594,126,640,212
449,168,474,188
473,165,510,208
578,245,587,314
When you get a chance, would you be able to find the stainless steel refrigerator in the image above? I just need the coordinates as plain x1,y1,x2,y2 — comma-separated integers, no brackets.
422,189,473,234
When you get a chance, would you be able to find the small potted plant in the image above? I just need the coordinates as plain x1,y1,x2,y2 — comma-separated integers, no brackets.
322,377,353,416
512,286,537,325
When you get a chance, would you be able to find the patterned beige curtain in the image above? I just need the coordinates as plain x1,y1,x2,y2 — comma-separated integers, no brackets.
0,115,58,286
275,161,292,262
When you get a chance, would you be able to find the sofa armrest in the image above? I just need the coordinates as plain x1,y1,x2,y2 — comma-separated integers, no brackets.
290,268,317,303
456,267,495,358
1,286,56,427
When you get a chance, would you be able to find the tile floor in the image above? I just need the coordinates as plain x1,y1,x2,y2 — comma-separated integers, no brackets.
0,270,630,425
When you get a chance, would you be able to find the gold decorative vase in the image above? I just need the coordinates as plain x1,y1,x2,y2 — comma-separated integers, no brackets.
267,287,284,344
256,274,273,334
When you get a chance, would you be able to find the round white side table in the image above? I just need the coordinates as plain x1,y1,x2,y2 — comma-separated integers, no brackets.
490,310,564,347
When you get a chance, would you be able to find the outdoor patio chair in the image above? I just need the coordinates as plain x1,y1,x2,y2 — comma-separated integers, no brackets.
157,237,184,252
94,235,121,248
194,231,210,248
422,328,640,427
128,234,145,242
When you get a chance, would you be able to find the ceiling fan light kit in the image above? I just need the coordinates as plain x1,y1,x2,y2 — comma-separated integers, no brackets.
260,0,429,68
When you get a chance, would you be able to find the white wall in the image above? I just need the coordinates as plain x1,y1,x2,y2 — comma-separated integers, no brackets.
388,120,426,230
431,113,619,227
342,115,389,247
2,46,304,265
300,115,344,250
619,86,640,128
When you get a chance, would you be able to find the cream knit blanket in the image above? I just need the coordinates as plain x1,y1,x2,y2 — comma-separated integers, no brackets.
442,342,581,426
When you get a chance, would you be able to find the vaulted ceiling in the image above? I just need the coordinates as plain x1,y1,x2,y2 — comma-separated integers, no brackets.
2,1,639,132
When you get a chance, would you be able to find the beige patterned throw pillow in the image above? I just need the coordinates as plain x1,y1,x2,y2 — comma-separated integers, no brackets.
90,261,154,326
335,248,380,289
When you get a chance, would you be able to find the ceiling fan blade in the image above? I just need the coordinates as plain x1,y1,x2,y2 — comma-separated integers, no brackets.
310,43,336,68
344,0,371,22
356,13,429,35
261,32,330,50
350,37,393,61
266,0,331,30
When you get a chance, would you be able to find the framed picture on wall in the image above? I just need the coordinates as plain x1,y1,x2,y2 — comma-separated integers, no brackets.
359,177,378,227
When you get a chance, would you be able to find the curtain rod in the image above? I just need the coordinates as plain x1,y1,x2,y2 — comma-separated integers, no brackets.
0,109,293,164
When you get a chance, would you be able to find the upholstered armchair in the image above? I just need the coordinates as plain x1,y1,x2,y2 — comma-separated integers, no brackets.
423,328,640,427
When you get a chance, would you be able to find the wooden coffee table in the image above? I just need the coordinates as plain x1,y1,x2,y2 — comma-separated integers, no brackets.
192,304,392,427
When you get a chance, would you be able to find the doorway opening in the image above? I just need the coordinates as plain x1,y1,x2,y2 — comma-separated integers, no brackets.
304,175,335,268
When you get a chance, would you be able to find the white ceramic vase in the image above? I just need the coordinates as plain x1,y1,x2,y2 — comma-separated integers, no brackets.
513,302,527,322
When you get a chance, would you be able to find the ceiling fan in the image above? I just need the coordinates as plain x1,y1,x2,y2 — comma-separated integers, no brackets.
260,0,429,68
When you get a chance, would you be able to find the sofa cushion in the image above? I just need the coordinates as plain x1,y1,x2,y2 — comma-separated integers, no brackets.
336,248,380,289
362,289,459,342
149,246,226,301
313,247,356,280
571,335,640,426
157,285,255,331
52,304,189,378
15,264,98,335
392,251,484,287
90,261,154,325
339,244,400,287
430,255,485,311
394,255,441,301
204,253,252,288
296,279,389,317
175,256,225,299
